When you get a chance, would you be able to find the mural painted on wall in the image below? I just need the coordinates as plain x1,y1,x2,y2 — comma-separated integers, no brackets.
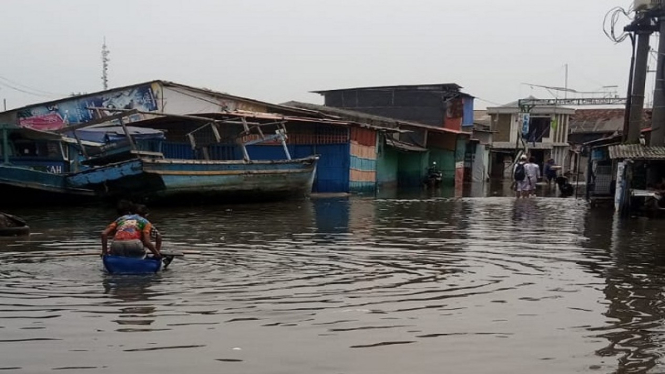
17,83,162,131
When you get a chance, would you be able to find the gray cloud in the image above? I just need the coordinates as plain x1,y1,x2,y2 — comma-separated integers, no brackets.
0,0,636,110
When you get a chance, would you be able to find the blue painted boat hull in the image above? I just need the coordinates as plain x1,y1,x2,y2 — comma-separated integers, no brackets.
68,156,319,203
102,255,162,274
0,165,97,206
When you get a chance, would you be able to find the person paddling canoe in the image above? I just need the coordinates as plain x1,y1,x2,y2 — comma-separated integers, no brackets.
134,204,162,254
101,200,161,259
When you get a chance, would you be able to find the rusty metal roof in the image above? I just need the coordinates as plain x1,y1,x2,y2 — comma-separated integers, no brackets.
569,109,652,134
609,144,665,160
312,83,464,94
282,101,467,135
384,137,428,152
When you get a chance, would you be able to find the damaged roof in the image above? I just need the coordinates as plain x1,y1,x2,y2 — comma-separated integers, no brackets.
609,144,665,160
0,80,314,118
570,109,653,134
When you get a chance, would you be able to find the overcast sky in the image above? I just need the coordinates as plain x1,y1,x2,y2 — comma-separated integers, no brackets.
0,0,644,111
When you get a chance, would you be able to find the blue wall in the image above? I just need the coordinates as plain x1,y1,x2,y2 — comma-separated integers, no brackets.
462,97,475,127
160,142,352,193
247,144,351,193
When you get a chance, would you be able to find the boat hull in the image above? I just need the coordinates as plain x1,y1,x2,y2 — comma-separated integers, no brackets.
68,156,319,204
0,165,97,206
102,255,162,274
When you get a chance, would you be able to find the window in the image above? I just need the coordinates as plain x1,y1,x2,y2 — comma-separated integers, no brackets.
527,117,551,143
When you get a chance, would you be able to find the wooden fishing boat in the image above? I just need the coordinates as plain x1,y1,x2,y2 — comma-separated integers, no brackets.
65,111,319,203
0,126,97,206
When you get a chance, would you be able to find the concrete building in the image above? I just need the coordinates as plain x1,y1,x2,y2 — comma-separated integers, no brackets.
486,98,574,179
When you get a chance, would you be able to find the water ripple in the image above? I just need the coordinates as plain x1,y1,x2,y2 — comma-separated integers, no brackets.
0,197,662,373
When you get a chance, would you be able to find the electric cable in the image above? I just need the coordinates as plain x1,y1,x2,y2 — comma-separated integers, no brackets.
603,6,633,44
0,80,56,98
0,75,65,97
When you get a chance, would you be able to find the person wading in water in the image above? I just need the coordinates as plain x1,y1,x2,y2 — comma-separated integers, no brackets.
513,155,529,198
101,200,161,259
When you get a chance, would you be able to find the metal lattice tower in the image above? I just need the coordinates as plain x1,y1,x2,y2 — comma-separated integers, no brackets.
101,38,110,90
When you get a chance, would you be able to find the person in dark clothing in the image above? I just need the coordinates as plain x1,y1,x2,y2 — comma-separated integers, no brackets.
544,159,560,188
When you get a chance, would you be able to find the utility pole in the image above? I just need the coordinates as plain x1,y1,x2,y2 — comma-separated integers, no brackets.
627,29,653,143
564,64,569,99
651,12,665,146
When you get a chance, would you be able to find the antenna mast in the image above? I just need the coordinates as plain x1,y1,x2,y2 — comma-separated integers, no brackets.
101,38,110,90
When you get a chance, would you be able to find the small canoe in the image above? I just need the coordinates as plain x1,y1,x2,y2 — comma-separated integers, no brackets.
103,255,162,274
102,250,183,274
0,212,29,237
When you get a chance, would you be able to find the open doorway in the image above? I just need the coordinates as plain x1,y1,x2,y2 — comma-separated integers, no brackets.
527,150,547,176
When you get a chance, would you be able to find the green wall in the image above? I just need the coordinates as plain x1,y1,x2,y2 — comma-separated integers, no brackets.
429,149,455,184
376,143,399,187
397,151,428,187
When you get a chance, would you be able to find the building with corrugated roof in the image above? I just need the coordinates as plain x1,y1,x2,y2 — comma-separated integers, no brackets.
311,84,476,192
0,80,406,194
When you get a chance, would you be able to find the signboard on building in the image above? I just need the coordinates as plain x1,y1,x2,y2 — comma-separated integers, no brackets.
16,83,161,131
520,113,530,136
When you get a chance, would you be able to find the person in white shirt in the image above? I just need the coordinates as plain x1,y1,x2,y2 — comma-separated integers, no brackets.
513,155,529,198
524,156,541,197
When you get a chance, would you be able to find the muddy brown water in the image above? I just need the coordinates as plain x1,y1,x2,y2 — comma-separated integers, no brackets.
0,189,663,373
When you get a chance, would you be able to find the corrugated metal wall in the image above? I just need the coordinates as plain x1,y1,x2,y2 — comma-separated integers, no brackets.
162,142,195,159
159,122,358,193
462,97,475,126
243,123,352,193
349,127,377,192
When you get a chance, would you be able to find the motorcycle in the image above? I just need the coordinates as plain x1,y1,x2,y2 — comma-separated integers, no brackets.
555,176,574,197
423,162,443,189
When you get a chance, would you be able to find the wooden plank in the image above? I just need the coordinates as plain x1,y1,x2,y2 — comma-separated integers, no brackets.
117,116,137,151
130,150,164,158
160,249,184,257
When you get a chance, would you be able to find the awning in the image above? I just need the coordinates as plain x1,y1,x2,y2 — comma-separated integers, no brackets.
385,138,427,152
609,144,665,160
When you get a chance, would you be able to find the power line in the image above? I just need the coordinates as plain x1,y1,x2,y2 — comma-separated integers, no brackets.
603,6,633,44
474,97,503,106
0,80,59,98
0,75,65,97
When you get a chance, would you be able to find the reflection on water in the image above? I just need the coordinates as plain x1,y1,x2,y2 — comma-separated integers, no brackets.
0,191,664,373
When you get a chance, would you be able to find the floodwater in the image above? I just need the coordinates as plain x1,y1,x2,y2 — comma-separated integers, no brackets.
0,184,664,374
